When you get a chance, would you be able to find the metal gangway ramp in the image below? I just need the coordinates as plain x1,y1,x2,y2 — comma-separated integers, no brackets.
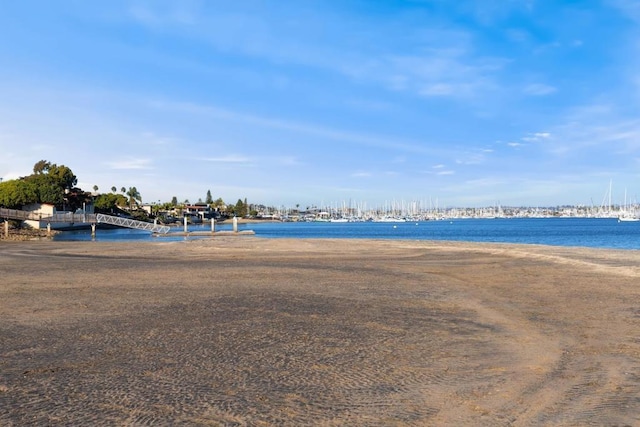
96,214,170,234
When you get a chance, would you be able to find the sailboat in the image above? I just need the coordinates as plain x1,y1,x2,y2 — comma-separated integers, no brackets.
618,211,639,222
618,189,639,222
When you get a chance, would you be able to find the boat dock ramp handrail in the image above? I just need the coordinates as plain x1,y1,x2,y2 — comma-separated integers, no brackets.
1,207,96,223
95,214,170,234
1,207,169,234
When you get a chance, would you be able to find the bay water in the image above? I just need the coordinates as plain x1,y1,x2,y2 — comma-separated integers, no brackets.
53,218,640,250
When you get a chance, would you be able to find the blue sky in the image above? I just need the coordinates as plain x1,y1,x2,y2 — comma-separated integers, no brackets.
1,1,639,208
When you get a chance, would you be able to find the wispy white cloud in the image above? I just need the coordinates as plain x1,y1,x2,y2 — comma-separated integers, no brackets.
126,3,506,101
196,154,301,169
127,1,199,28
455,151,489,165
201,155,253,164
612,0,640,22
506,28,531,43
524,83,557,96
459,0,536,26
420,83,456,97
344,98,394,112
105,158,153,170
352,171,372,178
464,177,508,188
384,52,506,99
140,131,179,146
510,99,640,174
149,99,445,156
522,132,551,142
271,156,302,166
426,164,455,176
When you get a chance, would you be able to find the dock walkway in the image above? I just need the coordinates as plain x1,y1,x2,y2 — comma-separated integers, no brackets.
1,208,169,234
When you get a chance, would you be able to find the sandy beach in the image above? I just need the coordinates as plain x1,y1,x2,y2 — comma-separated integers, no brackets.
1,237,639,425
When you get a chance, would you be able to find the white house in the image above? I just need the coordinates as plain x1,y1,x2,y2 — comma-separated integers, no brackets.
22,203,94,230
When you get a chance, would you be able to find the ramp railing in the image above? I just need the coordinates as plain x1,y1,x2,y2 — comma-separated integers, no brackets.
1,207,41,221
96,213,170,234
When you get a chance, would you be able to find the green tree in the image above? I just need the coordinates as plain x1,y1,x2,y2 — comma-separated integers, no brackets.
0,180,38,208
34,178,64,206
0,160,90,210
94,193,127,212
93,185,99,193
45,163,77,190
23,161,78,207
212,197,225,209
130,209,150,222
63,188,92,212
171,196,178,206
234,198,247,217
126,187,142,209
205,189,213,204
121,187,126,194
111,186,117,193
33,160,51,175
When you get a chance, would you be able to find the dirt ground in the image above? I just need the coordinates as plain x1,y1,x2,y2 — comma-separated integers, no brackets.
1,238,639,426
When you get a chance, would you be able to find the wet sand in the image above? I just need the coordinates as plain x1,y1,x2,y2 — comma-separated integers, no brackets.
1,238,639,425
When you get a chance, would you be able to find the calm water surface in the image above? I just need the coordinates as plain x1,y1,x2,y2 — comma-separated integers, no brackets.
53,218,640,250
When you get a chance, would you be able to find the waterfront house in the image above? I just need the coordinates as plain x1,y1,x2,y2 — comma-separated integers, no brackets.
22,202,94,230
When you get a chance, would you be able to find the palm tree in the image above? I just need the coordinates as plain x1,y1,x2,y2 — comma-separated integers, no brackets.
121,187,126,194
111,186,117,193
93,185,99,193
126,187,142,210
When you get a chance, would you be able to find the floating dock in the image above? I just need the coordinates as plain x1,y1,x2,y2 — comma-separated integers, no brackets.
153,230,255,237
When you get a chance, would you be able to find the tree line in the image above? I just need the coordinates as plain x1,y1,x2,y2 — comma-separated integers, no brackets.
0,160,254,218
0,160,85,210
